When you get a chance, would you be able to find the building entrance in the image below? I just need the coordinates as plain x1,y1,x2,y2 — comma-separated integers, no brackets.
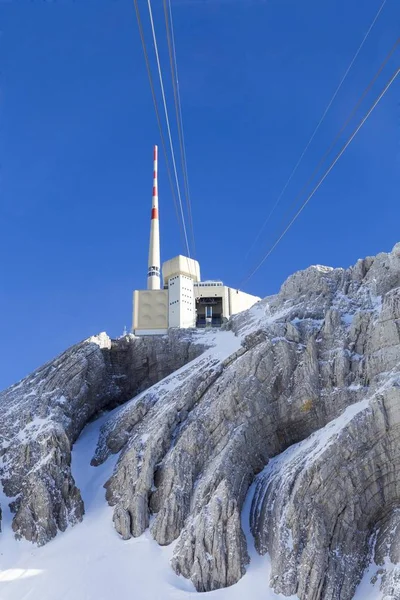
196,297,223,328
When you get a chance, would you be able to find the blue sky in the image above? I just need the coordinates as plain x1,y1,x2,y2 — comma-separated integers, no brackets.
0,0,399,390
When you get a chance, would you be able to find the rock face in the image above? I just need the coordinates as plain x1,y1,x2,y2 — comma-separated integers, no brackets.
1,242,400,599
369,508,400,599
0,331,206,544
251,385,400,600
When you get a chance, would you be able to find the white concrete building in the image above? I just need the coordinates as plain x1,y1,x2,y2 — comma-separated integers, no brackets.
132,146,260,336
163,256,200,329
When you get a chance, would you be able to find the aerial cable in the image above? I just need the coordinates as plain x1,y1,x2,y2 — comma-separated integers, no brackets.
242,0,388,264
163,0,197,258
132,0,187,251
241,67,400,286
263,36,400,241
240,34,399,284
146,0,191,258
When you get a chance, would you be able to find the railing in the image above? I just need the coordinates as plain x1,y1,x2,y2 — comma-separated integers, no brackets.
196,316,222,328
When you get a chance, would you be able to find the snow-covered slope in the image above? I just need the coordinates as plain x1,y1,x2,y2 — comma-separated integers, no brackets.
0,393,297,600
0,379,391,600
1,243,400,600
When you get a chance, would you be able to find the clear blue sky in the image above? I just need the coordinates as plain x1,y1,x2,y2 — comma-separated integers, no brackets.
1,0,399,390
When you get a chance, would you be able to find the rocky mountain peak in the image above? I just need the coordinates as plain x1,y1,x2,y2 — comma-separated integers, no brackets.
1,243,400,599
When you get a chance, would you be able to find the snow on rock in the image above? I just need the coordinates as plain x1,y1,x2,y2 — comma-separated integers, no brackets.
0,413,299,600
251,373,400,600
0,331,208,544
353,509,400,600
0,242,400,599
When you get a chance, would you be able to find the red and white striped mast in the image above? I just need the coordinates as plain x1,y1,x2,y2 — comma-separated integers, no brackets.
147,145,161,290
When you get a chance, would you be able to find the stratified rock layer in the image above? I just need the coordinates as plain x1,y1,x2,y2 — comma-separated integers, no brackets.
86,243,399,596
1,242,400,600
0,331,205,544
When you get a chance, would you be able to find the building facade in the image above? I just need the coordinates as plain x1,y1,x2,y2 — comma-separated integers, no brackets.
132,146,260,336
133,255,260,335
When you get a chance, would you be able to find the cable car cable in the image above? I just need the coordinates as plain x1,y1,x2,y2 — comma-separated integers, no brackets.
146,0,191,257
242,0,388,265
241,66,400,285
264,36,400,243
163,0,197,258
133,0,187,252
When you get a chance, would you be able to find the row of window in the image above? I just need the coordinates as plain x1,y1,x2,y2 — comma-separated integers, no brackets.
169,275,194,283
194,282,223,287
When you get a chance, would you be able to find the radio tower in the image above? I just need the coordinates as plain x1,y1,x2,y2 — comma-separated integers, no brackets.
147,145,161,290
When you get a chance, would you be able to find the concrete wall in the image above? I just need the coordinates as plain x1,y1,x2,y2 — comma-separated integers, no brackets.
194,283,224,301
168,275,195,328
133,289,168,334
163,255,200,286
228,287,260,316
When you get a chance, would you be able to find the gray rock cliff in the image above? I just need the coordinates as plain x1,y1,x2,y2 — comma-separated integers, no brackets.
0,331,205,544
1,242,400,599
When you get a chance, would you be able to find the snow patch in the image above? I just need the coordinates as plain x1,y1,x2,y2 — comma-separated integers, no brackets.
0,411,300,600
86,332,111,349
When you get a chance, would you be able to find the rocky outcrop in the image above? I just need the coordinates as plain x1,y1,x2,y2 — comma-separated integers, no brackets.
370,508,400,599
0,331,206,544
89,243,400,595
250,384,400,600
1,242,400,600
